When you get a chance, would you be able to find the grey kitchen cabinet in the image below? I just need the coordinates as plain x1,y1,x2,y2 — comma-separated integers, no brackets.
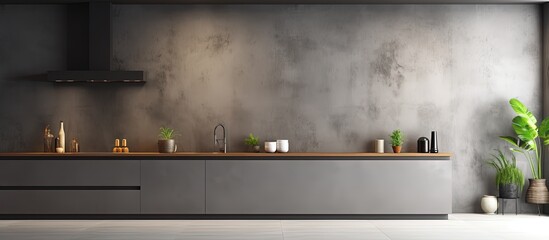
0,154,451,217
0,160,141,214
0,190,140,214
206,160,452,215
140,160,206,214
0,160,140,186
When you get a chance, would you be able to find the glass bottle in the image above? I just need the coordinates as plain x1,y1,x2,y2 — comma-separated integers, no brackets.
58,121,65,153
44,126,54,152
71,138,80,153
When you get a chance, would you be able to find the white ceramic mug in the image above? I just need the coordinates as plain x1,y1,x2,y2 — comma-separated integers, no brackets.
276,140,289,153
265,142,277,153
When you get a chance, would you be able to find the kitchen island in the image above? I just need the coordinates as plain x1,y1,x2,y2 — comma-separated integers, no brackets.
0,152,451,219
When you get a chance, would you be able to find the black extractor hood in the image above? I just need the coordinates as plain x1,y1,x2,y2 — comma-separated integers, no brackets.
48,1,144,83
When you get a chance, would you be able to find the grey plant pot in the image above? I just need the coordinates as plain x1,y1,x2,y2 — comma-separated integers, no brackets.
158,139,177,153
499,184,519,199
247,145,260,153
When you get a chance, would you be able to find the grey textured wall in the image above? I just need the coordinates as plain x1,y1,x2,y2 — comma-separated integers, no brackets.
543,3,549,215
0,4,542,213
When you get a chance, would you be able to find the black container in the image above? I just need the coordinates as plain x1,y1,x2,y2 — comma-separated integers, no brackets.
417,137,429,153
499,184,519,199
430,131,438,153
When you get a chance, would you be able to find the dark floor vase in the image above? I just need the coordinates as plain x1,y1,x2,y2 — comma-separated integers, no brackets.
499,184,518,199
526,179,549,204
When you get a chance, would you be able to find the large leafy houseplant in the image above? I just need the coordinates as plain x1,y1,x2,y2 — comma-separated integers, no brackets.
500,98,549,179
487,149,525,197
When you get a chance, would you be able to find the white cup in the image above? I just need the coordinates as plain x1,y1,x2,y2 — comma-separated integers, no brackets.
276,140,289,153
374,139,384,153
265,142,277,153
56,147,64,153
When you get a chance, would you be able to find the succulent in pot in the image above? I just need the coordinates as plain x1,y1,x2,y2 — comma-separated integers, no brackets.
487,149,524,199
390,129,404,153
244,133,260,153
158,127,178,153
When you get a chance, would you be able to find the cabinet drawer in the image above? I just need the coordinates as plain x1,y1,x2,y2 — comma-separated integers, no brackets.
0,160,140,186
0,190,140,214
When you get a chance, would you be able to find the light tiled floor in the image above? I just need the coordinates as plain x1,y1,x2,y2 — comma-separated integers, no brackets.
0,214,548,240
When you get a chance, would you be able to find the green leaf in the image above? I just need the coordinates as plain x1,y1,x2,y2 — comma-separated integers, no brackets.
520,140,536,151
539,118,549,142
510,98,528,114
510,98,537,125
509,148,524,154
500,136,520,148
500,136,535,151
512,116,538,141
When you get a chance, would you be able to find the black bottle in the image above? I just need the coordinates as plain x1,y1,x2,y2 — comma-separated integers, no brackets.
430,131,438,153
417,137,429,153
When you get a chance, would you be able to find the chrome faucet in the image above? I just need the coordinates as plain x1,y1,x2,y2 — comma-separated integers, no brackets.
214,123,227,153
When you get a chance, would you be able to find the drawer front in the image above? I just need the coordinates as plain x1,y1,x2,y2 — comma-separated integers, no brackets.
140,160,205,214
206,160,452,214
0,160,140,186
0,190,140,214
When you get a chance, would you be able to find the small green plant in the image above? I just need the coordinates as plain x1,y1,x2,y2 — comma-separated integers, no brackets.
244,133,259,146
487,149,525,192
159,127,176,140
390,129,404,146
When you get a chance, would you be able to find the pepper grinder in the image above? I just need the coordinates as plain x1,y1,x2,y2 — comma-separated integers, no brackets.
430,131,438,153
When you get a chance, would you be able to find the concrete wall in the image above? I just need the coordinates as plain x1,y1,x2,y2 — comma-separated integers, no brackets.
0,4,542,213
543,3,549,215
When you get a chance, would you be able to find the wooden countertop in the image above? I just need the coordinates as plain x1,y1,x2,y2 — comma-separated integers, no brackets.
0,152,451,160
0,152,451,157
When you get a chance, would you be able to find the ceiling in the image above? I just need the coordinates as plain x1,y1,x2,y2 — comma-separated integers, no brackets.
0,0,546,4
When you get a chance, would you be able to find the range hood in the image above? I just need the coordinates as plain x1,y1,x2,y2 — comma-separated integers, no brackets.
48,1,144,83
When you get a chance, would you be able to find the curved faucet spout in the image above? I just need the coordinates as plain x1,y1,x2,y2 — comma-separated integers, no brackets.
214,123,227,153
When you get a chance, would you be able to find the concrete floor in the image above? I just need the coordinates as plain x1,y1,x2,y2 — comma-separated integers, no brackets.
0,214,547,240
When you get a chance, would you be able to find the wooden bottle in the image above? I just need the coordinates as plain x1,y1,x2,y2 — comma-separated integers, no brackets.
121,139,129,153
113,139,121,153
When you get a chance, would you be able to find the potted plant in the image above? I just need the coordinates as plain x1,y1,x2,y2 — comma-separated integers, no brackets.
500,98,549,204
158,127,178,153
244,133,260,153
390,129,404,153
487,149,525,198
